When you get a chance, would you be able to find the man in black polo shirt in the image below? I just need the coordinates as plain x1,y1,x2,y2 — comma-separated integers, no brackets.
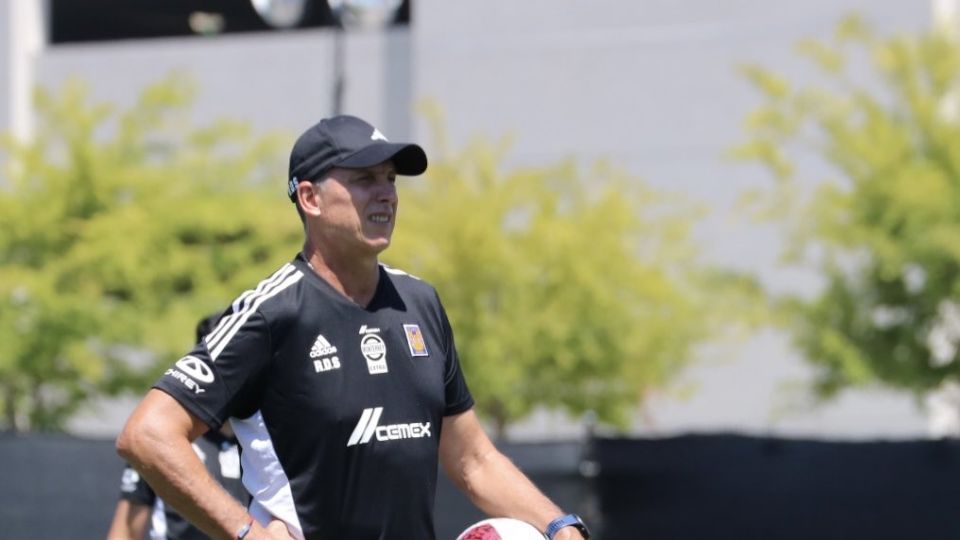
107,314,247,540
117,115,589,540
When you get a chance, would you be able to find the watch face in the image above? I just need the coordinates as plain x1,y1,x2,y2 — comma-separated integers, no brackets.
572,516,590,539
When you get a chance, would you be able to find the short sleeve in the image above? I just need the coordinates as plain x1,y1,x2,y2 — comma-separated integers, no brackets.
153,309,273,429
118,463,155,506
436,292,474,416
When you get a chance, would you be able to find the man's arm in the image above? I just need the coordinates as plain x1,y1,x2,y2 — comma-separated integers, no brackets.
105,499,150,540
116,389,292,540
438,409,585,540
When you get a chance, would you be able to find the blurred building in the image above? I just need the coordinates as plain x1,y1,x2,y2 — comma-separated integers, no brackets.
0,0,940,439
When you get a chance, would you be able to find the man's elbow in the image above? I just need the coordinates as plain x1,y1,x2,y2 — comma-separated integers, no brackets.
453,447,499,499
116,415,161,466
117,389,196,464
115,421,142,463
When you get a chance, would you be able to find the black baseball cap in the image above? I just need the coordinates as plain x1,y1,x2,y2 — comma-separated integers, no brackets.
287,115,428,201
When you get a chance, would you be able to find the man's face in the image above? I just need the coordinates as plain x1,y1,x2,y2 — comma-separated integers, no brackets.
313,161,398,255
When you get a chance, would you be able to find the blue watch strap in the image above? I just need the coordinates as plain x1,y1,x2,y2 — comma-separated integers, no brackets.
544,514,589,539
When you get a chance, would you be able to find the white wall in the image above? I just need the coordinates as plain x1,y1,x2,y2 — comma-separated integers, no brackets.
35,27,412,142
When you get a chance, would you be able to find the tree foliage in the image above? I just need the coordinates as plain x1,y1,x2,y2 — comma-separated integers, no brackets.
0,76,297,431
389,109,762,435
1,76,759,435
734,15,960,398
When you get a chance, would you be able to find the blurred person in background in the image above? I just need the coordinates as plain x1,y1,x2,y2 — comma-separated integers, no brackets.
116,115,589,540
106,313,248,540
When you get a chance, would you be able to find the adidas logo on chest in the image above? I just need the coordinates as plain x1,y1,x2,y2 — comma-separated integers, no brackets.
310,334,341,373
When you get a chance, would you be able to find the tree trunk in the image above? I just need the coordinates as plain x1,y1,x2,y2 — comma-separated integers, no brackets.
488,399,508,441
925,381,960,438
3,385,20,432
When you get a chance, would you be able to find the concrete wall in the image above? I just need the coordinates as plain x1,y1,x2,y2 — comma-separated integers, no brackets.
35,27,411,139
0,2,11,136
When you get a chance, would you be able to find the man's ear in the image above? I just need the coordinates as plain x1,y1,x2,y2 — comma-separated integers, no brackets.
296,180,322,217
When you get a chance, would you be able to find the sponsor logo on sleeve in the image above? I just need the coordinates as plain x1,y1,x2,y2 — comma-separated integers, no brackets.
120,468,140,493
164,355,214,394
176,356,215,383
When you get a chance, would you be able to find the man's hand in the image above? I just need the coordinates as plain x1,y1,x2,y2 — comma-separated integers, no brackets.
246,519,297,540
267,519,294,540
264,519,297,539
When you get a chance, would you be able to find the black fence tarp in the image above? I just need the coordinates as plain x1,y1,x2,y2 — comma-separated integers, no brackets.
0,434,589,539
0,433,123,538
592,434,960,540
434,440,591,539
3,432,960,539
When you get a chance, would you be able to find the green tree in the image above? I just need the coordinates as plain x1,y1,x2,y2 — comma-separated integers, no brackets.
388,110,762,436
734,15,960,399
0,76,297,431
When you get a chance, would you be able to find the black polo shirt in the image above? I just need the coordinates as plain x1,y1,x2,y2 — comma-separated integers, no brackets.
154,254,474,540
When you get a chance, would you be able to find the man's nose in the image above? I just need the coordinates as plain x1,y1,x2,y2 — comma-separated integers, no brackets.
377,180,397,202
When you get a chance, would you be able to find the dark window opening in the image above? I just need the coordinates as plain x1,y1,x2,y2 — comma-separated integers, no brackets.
50,0,411,45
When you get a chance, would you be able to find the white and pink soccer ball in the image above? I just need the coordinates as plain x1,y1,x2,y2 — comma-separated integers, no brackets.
456,518,546,540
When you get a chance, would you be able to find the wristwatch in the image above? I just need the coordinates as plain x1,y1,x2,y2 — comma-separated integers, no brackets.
544,514,590,539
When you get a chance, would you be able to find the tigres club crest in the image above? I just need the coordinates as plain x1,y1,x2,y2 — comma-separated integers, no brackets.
403,324,429,357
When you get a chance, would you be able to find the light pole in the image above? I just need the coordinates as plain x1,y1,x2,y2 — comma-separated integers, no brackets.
327,0,402,31
326,0,403,115
251,0,404,118
332,20,346,114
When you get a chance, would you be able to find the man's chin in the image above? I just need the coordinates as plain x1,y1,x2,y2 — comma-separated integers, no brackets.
364,237,391,253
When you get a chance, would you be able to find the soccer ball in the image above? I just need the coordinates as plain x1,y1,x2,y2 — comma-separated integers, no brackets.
456,518,547,540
